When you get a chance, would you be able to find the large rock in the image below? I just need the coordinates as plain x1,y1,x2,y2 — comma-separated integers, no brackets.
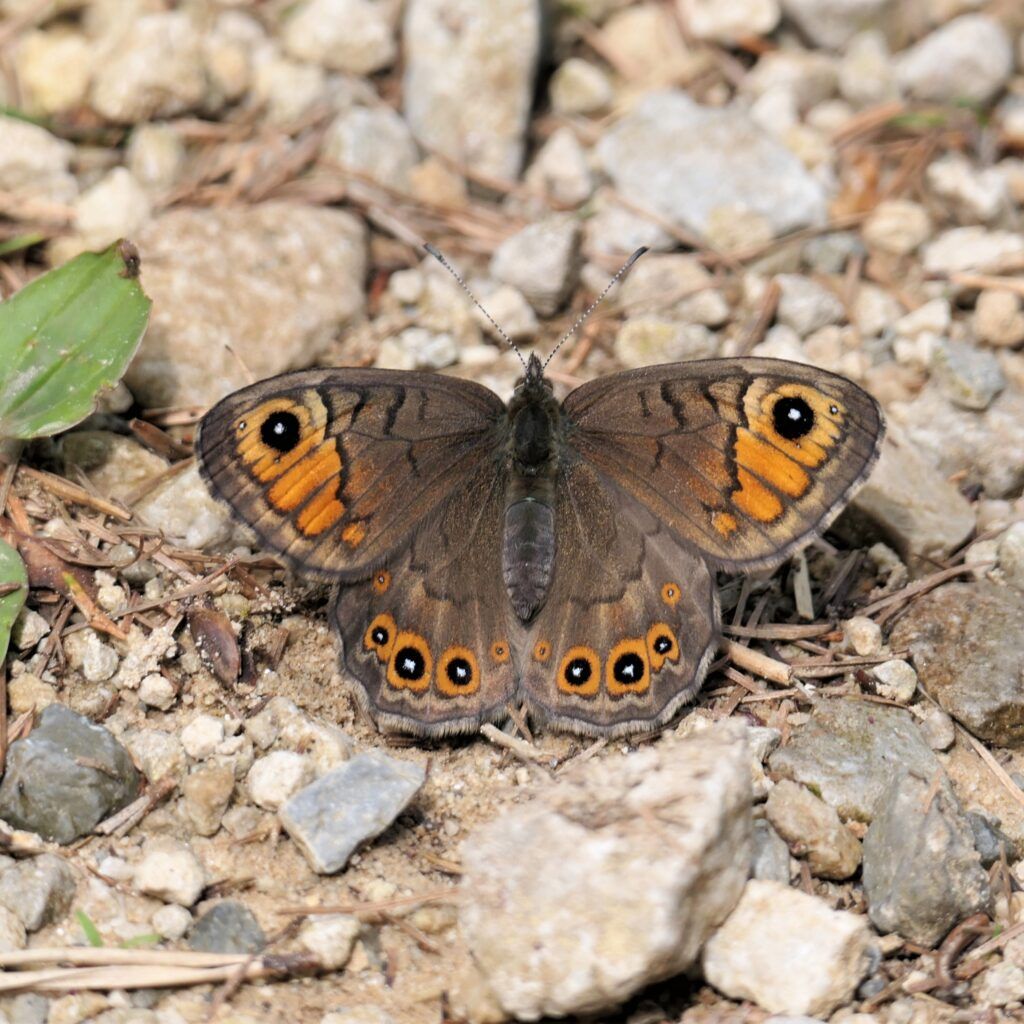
129,203,365,408
596,90,827,241
0,705,140,844
850,426,975,569
862,771,990,947
768,699,940,822
457,723,752,1019
891,583,1024,747
403,0,541,180
702,880,873,1015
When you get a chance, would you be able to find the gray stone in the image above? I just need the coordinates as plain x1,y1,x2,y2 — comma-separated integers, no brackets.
322,106,420,192
862,771,990,947
850,426,976,568
490,215,580,316
403,0,541,180
930,340,1005,412
0,705,140,844
766,780,862,880
279,751,425,874
891,583,1024,748
7,993,48,1024
458,723,752,1019
892,385,1024,498
129,203,365,409
780,0,895,50
188,901,265,954
751,818,792,883
897,14,1013,106
702,880,873,1016
768,699,940,822
596,90,826,240
0,114,76,219
775,274,845,336
966,811,1014,868
0,853,76,931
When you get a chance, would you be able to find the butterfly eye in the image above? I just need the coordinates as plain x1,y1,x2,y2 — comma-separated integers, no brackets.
772,396,815,441
261,410,302,453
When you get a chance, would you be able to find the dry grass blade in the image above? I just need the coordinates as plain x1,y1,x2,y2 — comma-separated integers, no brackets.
275,886,458,918
955,724,1024,813
16,467,131,522
858,563,990,622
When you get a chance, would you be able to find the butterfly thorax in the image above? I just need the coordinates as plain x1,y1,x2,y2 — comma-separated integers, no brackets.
502,356,561,623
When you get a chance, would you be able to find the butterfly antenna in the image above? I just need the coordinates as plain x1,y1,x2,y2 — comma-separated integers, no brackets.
423,242,528,371
542,246,648,370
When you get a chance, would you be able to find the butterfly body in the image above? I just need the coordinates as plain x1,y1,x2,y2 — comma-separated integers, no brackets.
197,356,883,738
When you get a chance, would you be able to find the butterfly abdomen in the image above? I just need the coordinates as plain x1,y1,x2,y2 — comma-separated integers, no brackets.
502,497,555,622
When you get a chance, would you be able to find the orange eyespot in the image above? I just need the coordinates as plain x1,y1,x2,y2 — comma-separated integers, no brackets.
490,640,511,664
646,622,680,673
557,645,600,697
372,570,391,595
363,612,397,663
386,631,432,692
437,645,480,697
606,638,650,696
661,582,681,607
533,640,552,663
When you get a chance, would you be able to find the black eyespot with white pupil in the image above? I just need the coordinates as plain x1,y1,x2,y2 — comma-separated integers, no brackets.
371,626,389,646
445,657,473,687
653,635,673,654
394,646,426,681
613,652,646,684
261,411,301,453
564,657,593,686
772,396,815,441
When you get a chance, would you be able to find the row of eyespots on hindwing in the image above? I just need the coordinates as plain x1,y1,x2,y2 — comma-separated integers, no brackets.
363,612,510,699
534,622,681,699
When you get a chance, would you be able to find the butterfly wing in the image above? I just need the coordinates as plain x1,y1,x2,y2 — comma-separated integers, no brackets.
332,456,519,736
518,456,718,737
196,368,505,580
562,358,883,572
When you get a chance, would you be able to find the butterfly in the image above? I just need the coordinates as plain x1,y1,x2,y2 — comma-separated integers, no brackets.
196,326,884,738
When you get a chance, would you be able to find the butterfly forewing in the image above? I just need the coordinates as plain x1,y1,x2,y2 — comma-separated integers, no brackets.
562,358,884,572
196,368,505,581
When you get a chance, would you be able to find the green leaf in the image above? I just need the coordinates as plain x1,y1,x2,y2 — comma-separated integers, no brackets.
119,933,162,949
0,240,151,440
0,537,26,665
0,233,45,258
75,909,105,948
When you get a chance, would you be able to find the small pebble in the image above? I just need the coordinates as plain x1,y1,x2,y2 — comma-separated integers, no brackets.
247,751,314,811
138,673,176,711
299,914,361,970
152,903,192,941
7,674,57,714
998,522,1024,589
0,906,26,953
181,714,226,760
134,839,207,907
917,706,956,751
975,960,1024,1007
0,854,76,931
549,57,613,115
11,609,49,651
861,200,931,256
183,765,235,836
974,289,1024,348
842,616,882,657
871,660,918,703
188,900,265,954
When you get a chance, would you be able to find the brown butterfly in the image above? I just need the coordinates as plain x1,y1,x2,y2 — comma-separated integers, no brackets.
196,261,883,738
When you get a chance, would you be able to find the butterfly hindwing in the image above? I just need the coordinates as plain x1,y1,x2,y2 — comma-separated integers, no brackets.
332,458,519,736
517,457,719,737
197,368,505,580
563,358,884,572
